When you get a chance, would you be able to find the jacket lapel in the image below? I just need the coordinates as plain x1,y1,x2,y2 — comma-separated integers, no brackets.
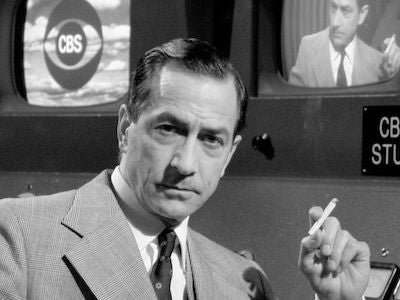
61,170,157,300
187,230,250,300
352,37,367,85
352,37,382,85
312,28,335,87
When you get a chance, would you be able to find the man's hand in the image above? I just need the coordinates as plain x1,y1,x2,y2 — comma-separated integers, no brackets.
298,206,370,300
381,37,400,79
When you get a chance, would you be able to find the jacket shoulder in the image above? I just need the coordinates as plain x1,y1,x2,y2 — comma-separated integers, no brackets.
0,190,78,235
299,28,328,52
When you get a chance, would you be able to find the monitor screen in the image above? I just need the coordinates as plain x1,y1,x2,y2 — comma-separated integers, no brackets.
283,0,400,87
258,0,400,93
365,267,393,298
23,0,130,107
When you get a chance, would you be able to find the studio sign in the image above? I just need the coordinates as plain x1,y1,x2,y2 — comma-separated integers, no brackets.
43,0,103,90
362,106,400,176
371,117,400,164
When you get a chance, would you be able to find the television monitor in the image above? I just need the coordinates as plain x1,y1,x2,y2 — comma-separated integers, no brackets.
1,0,236,113
24,0,130,107
257,0,400,96
223,0,400,179
0,0,235,172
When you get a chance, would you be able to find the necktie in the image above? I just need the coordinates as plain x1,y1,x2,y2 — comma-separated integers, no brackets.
337,51,347,87
150,228,177,300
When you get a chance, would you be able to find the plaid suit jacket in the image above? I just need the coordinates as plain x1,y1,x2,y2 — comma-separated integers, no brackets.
0,170,273,299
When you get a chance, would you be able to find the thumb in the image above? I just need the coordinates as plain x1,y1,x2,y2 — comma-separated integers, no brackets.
299,231,323,274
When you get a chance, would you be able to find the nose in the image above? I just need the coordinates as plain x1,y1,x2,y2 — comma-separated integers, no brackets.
332,10,342,28
170,137,198,176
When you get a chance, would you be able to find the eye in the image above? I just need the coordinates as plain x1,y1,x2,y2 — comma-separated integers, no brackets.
44,19,102,71
201,134,224,147
156,124,178,134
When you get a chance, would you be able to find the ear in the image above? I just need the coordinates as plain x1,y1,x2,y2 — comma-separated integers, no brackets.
117,104,132,154
220,134,242,178
358,4,369,26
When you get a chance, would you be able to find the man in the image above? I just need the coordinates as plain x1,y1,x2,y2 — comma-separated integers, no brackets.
289,0,398,87
0,38,370,299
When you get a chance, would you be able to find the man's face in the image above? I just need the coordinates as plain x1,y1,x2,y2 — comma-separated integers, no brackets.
118,64,241,225
328,0,368,50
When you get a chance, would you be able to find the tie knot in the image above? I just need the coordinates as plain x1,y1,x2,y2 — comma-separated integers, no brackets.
158,228,177,258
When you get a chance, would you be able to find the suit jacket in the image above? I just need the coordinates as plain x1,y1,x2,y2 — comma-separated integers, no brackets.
289,28,383,87
0,170,273,299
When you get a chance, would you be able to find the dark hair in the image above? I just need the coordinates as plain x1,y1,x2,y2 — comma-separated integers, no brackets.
357,0,368,9
127,38,248,136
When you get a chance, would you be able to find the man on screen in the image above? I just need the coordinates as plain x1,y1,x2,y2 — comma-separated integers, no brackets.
0,38,370,299
289,0,400,87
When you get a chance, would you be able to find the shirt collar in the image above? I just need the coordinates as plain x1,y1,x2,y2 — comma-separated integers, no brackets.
111,166,189,266
329,36,356,65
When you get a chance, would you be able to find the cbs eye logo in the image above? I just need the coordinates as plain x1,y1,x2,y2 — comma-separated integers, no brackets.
43,0,103,90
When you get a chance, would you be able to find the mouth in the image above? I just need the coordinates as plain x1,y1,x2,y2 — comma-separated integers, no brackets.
332,30,344,38
156,183,200,195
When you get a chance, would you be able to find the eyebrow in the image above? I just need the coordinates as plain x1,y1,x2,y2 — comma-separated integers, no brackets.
154,112,231,137
154,112,187,128
200,127,229,139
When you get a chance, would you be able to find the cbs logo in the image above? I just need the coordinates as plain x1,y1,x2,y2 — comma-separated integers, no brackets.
43,0,103,90
57,23,85,61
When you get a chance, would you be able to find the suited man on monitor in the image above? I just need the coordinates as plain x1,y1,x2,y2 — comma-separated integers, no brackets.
0,38,370,300
289,0,400,87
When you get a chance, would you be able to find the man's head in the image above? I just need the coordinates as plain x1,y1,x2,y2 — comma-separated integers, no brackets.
117,38,246,226
328,0,369,50
126,38,248,136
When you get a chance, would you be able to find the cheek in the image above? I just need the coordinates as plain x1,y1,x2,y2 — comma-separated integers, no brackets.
139,140,173,176
200,159,226,189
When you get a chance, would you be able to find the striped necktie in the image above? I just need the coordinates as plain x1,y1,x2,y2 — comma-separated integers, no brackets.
150,228,177,300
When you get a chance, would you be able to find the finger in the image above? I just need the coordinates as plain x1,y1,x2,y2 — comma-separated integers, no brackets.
382,52,389,66
338,239,370,273
320,216,340,257
387,46,397,66
326,229,352,274
387,50,394,66
300,206,324,275
382,37,391,49
298,231,323,274
393,51,400,74
308,206,323,229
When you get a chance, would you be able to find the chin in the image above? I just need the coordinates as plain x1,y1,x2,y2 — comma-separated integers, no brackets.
157,203,196,223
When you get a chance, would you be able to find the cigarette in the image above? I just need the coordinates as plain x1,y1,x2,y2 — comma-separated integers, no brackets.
308,198,339,235
385,34,396,54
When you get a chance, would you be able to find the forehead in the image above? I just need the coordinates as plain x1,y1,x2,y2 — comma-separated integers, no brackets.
145,64,239,129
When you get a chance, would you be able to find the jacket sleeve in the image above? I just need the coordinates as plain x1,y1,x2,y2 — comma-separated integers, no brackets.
289,37,309,87
0,200,27,300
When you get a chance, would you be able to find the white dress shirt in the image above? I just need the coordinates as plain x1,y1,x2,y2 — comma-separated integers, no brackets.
111,167,188,300
329,37,356,86
315,293,366,300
